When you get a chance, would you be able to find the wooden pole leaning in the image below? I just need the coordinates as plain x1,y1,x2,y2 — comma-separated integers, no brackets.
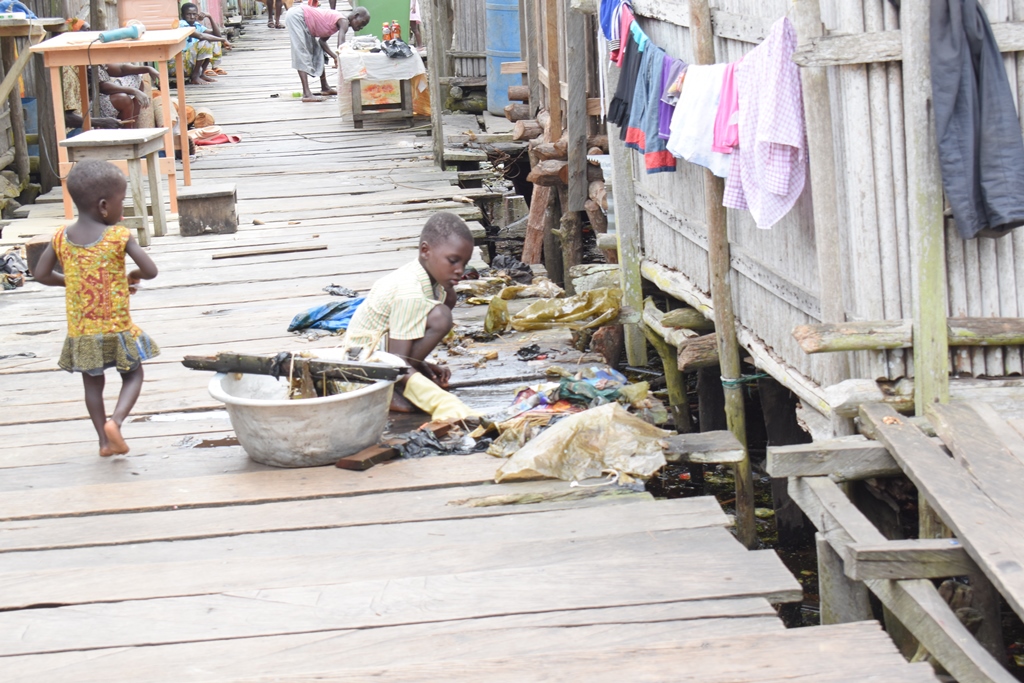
688,0,755,550
422,0,447,167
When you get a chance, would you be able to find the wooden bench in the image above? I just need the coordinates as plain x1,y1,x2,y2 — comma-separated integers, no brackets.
59,128,169,247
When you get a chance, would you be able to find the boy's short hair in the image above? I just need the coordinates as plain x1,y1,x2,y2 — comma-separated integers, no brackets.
180,2,198,17
66,160,126,211
420,212,473,247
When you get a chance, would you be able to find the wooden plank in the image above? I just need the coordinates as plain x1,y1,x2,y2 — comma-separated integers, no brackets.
499,60,527,75
846,538,977,580
789,476,1015,683
816,532,871,624
861,403,1024,621
0,602,782,682
793,22,1024,68
0,454,511,521
542,0,561,131
663,431,744,464
565,4,588,211
766,435,900,481
0,531,802,648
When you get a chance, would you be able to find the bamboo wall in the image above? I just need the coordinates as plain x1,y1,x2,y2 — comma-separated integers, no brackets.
453,0,486,77
629,0,1024,387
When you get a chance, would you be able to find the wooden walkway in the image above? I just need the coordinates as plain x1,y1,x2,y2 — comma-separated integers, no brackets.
0,20,938,682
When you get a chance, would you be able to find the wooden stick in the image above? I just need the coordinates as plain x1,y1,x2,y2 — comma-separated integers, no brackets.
677,334,720,372
795,318,1024,353
212,244,327,260
690,0,755,550
182,353,405,382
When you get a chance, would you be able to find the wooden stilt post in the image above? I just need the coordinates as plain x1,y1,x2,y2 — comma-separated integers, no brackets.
689,0,755,549
522,0,541,118
422,0,449,167
792,0,853,437
902,0,949,540
603,41,646,367
565,2,588,212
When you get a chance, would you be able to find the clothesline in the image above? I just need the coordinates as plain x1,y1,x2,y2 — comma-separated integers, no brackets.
599,0,807,230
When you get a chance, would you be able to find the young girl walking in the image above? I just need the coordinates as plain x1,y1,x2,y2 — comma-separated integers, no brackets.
35,160,160,457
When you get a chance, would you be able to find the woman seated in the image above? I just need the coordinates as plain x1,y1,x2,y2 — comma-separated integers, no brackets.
97,64,159,128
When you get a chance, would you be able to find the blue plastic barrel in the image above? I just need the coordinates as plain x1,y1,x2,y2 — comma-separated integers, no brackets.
485,0,522,115
22,98,37,156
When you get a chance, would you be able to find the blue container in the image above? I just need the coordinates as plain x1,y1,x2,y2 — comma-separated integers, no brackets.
22,97,37,156
485,0,522,115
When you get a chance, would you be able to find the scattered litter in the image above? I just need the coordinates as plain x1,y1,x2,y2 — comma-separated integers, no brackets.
484,296,510,334
511,287,621,331
252,219,265,225
454,277,504,299
395,429,491,458
499,277,564,299
288,297,365,332
0,352,35,360
1,250,28,275
488,254,533,284
1,272,24,289
288,221,301,225
323,283,358,297
494,403,669,484
515,344,545,361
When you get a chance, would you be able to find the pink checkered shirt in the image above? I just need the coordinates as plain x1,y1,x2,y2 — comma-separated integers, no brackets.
723,17,806,229
302,6,344,39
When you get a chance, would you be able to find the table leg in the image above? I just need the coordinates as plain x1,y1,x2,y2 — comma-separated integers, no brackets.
126,157,150,247
400,78,414,128
1,37,29,186
351,79,363,129
176,52,190,186
77,65,90,131
145,151,167,237
157,59,178,213
51,66,74,219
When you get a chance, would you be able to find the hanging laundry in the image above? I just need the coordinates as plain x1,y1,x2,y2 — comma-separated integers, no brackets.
607,32,644,137
931,0,1024,239
600,0,630,41
625,44,675,173
658,55,686,141
666,63,732,178
711,61,740,153
609,2,635,65
723,17,806,229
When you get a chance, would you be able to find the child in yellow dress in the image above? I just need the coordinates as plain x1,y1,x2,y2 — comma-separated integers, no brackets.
34,160,160,457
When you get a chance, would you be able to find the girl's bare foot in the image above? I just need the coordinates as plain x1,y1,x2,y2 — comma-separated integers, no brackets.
389,391,420,413
103,420,130,455
99,444,117,457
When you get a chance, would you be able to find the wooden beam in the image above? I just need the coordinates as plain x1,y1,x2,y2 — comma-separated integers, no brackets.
903,0,949,411
642,323,691,432
846,539,977,581
543,0,562,131
825,376,1024,418
766,435,900,482
817,532,872,624
211,244,327,260
793,22,1024,68
500,60,528,75
663,430,745,464
522,0,541,117
789,476,1016,683
690,0,755,550
423,0,448,167
565,3,588,211
794,318,1024,353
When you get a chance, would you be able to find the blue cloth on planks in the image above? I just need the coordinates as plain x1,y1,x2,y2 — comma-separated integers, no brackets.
288,297,366,332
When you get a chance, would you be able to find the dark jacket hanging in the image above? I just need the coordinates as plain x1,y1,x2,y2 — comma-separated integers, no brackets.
931,0,1024,239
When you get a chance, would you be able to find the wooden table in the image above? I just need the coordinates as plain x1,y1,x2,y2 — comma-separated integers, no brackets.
29,28,194,220
338,49,425,129
0,18,66,189
60,128,169,246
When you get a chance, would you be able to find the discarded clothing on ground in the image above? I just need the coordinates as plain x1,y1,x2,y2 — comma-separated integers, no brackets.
511,287,621,331
494,402,669,483
1,250,28,275
287,297,365,332
396,429,490,458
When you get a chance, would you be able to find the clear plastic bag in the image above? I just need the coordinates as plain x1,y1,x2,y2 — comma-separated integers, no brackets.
495,403,669,483
510,288,621,331
484,296,510,334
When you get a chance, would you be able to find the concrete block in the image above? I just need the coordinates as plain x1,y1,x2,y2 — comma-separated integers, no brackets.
178,184,238,237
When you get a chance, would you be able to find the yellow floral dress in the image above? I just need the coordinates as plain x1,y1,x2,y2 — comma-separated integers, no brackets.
53,225,159,375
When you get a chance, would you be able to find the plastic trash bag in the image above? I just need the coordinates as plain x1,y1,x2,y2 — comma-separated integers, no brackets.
510,288,621,331
287,297,365,332
484,295,510,334
495,403,669,483
499,278,564,300
380,39,414,58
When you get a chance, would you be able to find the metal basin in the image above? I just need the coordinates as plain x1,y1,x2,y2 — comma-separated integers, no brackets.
208,351,399,467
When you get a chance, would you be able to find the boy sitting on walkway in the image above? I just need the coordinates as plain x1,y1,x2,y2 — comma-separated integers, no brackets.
178,3,231,85
344,212,477,419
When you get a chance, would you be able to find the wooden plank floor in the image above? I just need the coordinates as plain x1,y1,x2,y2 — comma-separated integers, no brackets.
0,20,938,682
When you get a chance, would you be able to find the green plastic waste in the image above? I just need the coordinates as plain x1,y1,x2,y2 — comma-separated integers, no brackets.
484,296,510,334
510,288,622,331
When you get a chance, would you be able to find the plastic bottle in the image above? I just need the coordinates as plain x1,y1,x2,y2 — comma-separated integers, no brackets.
390,20,401,41
382,22,391,41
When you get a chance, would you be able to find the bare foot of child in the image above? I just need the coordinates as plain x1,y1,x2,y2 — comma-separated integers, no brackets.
99,444,117,457
103,419,130,455
390,390,420,413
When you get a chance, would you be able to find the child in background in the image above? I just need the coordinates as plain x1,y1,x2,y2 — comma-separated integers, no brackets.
34,161,160,457
344,212,477,420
